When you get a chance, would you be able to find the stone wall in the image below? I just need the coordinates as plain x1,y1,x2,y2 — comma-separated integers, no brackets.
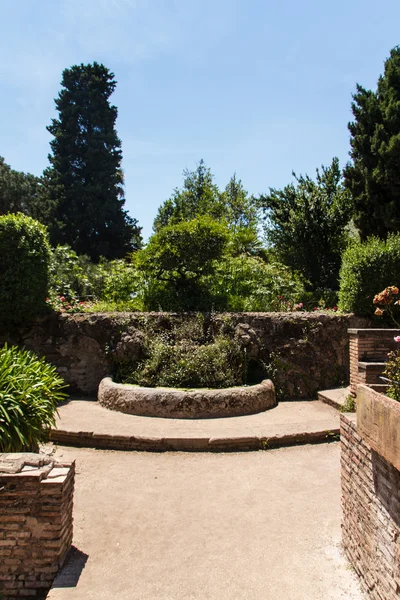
0,453,74,599
341,413,400,600
2,312,370,399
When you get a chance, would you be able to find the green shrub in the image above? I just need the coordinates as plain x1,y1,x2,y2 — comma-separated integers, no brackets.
0,345,67,451
338,234,400,315
137,216,229,311
383,349,400,402
102,259,142,303
114,318,247,389
0,213,51,327
49,244,106,301
211,255,305,311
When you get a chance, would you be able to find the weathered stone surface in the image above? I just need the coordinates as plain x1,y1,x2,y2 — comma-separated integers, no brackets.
1,312,371,398
357,383,400,471
98,377,276,419
0,453,54,475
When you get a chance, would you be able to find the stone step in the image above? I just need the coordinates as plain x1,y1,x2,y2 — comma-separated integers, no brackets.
50,399,341,452
317,387,349,411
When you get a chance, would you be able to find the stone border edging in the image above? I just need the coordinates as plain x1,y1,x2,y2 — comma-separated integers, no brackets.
50,427,340,452
98,377,276,419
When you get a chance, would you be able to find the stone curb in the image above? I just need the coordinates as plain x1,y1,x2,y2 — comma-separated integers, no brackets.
50,427,340,452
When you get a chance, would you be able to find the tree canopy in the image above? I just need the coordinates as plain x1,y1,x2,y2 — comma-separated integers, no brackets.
344,46,400,240
153,160,260,255
258,158,353,290
42,62,141,261
153,160,223,231
0,157,44,220
137,216,229,310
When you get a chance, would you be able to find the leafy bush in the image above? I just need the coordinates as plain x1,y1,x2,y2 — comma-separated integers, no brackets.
0,213,51,327
102,259,142,303
137,216,229,311
339,234,400,315
0,345,67,451
49,245,107,301
114,317,247,389
210,255,305,311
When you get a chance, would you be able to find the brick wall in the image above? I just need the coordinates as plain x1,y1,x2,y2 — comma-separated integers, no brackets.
341,413,400,599
0,454,74,599
348,329,400,396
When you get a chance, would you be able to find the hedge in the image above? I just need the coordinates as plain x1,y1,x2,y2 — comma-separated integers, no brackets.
338,234,400,316
0,213,51,328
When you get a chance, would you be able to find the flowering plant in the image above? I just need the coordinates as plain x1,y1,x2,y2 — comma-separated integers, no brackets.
373,286,400,326
46,294,93,314
373,286,400,401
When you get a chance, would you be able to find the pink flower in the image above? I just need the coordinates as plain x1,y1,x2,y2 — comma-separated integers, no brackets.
394,336,400,343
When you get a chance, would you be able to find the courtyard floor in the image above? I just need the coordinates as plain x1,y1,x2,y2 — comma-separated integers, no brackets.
47,443,364,600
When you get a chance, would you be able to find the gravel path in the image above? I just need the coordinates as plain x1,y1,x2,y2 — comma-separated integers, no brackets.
47,443,364,600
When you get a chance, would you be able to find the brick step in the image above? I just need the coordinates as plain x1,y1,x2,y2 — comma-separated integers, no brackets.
358,361,387,384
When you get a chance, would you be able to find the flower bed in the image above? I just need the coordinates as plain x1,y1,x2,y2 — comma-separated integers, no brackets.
98,376,276,419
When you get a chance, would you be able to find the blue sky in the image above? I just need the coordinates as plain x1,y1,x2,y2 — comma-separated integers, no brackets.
1,0,400,239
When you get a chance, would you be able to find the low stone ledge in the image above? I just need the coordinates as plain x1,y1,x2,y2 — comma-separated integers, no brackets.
98,377,276,419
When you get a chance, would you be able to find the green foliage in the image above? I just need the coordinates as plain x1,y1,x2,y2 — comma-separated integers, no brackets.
42,62,141,261
49,245,106,300
49,246,142,309
344,47,400,240
0,213,51,328
338,234,400,315
153,160,223,231
383,350,400,402
340,395,356,413
0,156,47,221
211,255,305,311
117,318,246,389
259,158,353,290
153,161,260,256
138,216,229,311
102,259,142,303
0,345,67,452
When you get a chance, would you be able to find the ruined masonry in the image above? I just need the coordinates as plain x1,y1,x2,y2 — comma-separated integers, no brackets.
0,453,74,599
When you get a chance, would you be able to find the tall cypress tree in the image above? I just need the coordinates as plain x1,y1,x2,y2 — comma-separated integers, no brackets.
43,62,141,260
344,47,400,240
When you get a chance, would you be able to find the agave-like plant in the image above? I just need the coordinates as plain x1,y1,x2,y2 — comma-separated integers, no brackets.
0,345,67,452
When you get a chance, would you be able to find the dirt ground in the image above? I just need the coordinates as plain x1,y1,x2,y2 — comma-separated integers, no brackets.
47,443,364,600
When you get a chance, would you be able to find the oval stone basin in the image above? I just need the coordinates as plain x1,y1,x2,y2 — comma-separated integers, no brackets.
98,377,276,419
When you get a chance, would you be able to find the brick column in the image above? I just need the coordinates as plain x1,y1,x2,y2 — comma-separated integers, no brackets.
0,453,74,599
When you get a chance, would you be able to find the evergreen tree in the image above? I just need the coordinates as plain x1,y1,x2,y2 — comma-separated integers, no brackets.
42,62,141,261
0,157,44,220
153,161,260,254
344,46,400,239
153,159,223,232
259,158,352,290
